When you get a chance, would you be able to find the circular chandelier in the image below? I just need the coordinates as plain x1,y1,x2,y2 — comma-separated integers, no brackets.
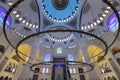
2,0,120,75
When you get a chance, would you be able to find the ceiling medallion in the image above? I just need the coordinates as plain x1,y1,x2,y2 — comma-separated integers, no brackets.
42,0,80,23
52,0,69,10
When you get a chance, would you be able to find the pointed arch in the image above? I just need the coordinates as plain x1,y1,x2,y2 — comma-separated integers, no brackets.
18,44,31,63
87,45,103,62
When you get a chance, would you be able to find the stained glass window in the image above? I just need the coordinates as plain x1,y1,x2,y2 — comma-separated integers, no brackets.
44,53,51,62
107,10,120,32
68,54,74,61
0,6,11,29
57,47,62,54
68,54,74,64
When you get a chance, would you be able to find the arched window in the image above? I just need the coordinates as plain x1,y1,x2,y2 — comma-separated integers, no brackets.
44,53,51,62
68,54,74,61
42,67,46,73
73,68,76,73
57,47,62,54
68,54,76,73
42,53,51,74
69,68,72,73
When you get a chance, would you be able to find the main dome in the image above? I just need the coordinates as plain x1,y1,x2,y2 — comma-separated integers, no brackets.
41,0,80,23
